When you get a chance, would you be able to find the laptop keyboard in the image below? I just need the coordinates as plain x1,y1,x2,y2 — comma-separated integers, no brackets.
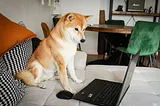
91,82,122,106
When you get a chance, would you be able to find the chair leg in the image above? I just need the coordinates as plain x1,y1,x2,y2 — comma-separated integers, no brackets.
103,52,107,60
103,41,107,59
108,43,112,55
152,54,158,68
78,43,81,51
149,55,153,67
118,52,123,65
138,56,145,66
141,56,145,65
147,54,158,67
103,40,112,59
147,56,150,67
130,55,133,60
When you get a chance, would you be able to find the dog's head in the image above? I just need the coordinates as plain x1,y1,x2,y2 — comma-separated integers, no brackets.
58,13,92,43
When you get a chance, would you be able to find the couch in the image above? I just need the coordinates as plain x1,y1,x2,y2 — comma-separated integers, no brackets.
1,37,160,106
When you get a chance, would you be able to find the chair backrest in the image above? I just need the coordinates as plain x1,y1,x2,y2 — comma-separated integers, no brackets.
41,22,50,38
53,17,60,27
105,20,125,26
126,21,160,56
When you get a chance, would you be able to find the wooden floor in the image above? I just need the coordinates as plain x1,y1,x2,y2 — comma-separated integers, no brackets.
87,53,160,68
87,54,104,64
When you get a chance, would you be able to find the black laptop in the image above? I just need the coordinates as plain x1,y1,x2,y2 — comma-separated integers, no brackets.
73,51,140,106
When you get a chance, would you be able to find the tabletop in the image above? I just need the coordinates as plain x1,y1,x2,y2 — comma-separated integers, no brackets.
86,24,134,34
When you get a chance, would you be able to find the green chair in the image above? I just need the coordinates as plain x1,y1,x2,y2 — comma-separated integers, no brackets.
116,21,160,66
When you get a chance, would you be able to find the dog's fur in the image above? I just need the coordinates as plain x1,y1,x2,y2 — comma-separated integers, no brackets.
16,13,91,93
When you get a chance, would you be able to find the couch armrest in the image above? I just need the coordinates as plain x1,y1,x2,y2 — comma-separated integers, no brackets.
74,51,87,70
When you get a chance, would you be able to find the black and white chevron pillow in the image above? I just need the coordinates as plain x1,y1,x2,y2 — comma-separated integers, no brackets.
3,39,32,76
0,58,25,106
0,39,33,106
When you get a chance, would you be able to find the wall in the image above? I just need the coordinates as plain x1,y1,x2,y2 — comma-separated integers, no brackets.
0,0,53,39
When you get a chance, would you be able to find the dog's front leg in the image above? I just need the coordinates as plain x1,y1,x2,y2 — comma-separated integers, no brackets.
67,57,83,84
52,51,74,93
58,64,72,91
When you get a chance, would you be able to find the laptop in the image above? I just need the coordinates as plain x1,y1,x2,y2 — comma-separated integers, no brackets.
73,51,140,106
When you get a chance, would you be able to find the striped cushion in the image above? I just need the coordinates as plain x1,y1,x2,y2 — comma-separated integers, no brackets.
3,39,32,76
0,59,25,105
0,39,32,106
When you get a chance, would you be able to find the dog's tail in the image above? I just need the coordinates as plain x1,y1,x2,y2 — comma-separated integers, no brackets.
16,70,46,88
16,70,35,86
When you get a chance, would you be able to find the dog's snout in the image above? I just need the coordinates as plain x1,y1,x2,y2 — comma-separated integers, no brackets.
80,39,85,43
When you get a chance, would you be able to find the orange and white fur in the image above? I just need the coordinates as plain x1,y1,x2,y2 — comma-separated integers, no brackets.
16,13,91,93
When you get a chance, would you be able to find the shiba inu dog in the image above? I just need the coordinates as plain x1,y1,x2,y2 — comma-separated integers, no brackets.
16,12,91,93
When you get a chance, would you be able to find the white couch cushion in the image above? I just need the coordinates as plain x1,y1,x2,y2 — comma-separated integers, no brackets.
18,64,160,106
85,65,160,106
74,51,87,70
121,93,160,106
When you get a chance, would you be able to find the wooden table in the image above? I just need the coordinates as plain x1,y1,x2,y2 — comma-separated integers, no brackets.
86,24,134,34
86,24,134,54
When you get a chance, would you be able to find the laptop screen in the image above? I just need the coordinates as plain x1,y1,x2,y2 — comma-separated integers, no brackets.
117,51,140,105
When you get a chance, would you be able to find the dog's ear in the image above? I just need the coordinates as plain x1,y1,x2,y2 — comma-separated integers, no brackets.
66,13,75,22
85,15,92,20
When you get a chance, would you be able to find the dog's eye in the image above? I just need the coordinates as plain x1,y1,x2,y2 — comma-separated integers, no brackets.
75,28,79,31
83,29,86,31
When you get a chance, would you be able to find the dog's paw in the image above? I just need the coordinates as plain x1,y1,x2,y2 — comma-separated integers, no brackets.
64,86,76,94
54,76,60,80
68,88,76,94
49,77,56,81
74,79,83,84
35,79,41,84
38,83,46,89
71,89,77,94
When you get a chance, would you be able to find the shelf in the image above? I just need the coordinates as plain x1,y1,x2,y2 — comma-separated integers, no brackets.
112,11,160,17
